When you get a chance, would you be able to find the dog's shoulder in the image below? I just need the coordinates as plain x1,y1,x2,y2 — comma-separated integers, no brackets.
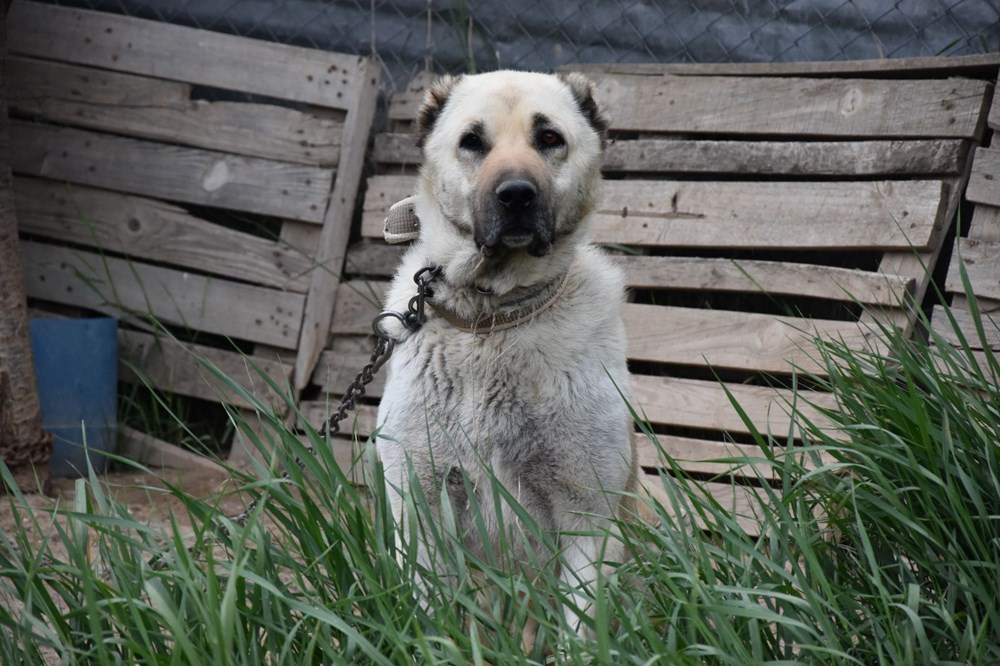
566,245,627,313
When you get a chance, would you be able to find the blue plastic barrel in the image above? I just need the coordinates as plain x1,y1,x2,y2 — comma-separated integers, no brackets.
29,317,118,477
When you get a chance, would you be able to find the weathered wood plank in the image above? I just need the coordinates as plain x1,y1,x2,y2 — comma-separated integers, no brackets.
387,70,440,122
14,177,312,292
361,176,947,250
631,373,836,437
7,0,370,110
331,280,386,336
965,148,1000,208
945,238,1000,301
119,424,227,473
602,138,967,175
623,303,884,374
390,71,987,138
931,305,1000,351
989,83,1000,133
374,132,967,176
312,347,386,397
344,240,406,276
633,432,835,479
563,54,1000,78
119,330,291,410
618,256,913,306
968,205,1000,243
10,121,334,223
589,75,988,138
7,57,343,166
293,58,381,392
21,241,305,349
591,179,946,250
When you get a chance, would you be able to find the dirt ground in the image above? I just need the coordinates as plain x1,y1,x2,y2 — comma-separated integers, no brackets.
0,466,245,564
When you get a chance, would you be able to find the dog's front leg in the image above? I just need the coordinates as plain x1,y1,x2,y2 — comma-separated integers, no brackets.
558,529,611,639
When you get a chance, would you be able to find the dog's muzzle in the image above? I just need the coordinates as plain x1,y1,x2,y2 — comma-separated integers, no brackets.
476,178,553,257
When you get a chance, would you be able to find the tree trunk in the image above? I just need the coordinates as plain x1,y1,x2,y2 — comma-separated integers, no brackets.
0,6,52,488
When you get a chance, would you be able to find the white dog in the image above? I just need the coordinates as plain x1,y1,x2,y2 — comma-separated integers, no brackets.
375,70,636,631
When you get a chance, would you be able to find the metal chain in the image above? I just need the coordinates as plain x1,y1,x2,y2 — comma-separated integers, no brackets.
227,265,441,528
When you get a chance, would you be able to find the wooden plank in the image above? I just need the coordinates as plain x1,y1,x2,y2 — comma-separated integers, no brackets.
21,241,305,349
344,240,406,277
989,83,1000,133
618,256,914,306
331,280,386,336
373,133,423,166
119,330,291,410
360,176,947,250
965,148,1000,208
14,177,312,292
602,138,967,175
312,347,386,397
10,121,334,223
299,400,379,442
293,58,382,392
388,70,440,122
390,72,987,138
638,470,770,534
931,305,1000,351
969,205,1000,243
374,132,967,176
591,179,947,250
360,174,418,237
7,1,370,110
631,374,836,437
633,432,835,479
945,238,1000,301
563,53,1000,78
591,75,987,138
118,424,227,473
623,303,884,374
7,57,343,166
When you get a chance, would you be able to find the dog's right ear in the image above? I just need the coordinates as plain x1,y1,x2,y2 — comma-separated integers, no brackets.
416,75,461,149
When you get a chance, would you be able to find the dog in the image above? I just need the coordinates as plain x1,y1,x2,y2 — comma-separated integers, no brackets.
374,70,637,634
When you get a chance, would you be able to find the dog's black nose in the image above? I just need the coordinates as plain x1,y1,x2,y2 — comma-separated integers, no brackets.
496,180,536,209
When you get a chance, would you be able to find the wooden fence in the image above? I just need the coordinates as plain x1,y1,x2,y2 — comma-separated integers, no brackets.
8,1,379,461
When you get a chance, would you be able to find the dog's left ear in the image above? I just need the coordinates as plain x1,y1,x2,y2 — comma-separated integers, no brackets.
558,72,610,140
416,74,461,148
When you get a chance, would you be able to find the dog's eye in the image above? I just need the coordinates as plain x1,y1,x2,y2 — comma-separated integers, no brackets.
459,132,485,152
537,129,565,149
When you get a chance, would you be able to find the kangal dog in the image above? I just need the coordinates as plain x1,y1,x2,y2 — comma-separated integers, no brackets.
375,70,637,630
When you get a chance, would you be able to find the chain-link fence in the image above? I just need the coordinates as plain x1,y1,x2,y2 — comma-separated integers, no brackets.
37,0,1000,91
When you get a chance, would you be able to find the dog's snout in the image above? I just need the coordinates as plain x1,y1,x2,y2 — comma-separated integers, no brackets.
496,180,537,210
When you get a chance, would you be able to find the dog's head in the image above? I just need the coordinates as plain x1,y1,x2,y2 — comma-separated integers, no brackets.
412,70,608,290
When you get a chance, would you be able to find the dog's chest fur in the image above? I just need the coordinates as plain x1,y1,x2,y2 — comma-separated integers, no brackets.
376,248,632,550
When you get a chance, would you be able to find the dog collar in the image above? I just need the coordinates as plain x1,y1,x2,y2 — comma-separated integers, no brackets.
427,268,573,334
384,196,573,333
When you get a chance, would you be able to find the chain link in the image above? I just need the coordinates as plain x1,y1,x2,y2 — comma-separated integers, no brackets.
228,266,441,528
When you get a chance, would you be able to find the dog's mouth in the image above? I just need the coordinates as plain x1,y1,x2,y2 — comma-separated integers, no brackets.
477,227,553,258
474,178,554,258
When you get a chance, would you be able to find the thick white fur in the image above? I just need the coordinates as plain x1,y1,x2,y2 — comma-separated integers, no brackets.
375,70,633,631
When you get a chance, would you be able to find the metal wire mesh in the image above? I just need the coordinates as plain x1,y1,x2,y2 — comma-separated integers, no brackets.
36,0,1000,91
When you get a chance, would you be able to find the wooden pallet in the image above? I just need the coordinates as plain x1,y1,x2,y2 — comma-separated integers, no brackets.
933,82,1000,370
8,2,380,444
307,60,993,531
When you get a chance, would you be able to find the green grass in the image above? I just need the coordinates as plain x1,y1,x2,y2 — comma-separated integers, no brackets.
2,287,998,664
